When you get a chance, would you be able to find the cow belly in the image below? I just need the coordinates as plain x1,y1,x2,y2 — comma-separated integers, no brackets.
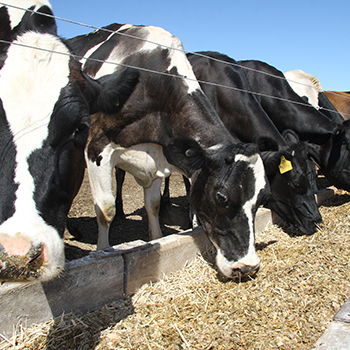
112,143,182,187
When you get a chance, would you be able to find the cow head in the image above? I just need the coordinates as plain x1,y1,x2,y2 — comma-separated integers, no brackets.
164,138,270,279
0,1,136,282
259,134,322,235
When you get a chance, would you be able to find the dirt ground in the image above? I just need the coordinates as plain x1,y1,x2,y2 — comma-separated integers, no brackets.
64,171,190,261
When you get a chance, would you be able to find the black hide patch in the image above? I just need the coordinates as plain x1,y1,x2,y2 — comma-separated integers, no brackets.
28,139,85,237
318,92,345,123
68,24,148,78
28,85,91,236
67,23,126,58
13,5,57,36
0,6,12,68
0,99,18,224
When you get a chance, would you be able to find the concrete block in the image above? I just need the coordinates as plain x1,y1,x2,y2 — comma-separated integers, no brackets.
42,252,124,318
316,188,335,206
255,207,272,232
333,298,350,323
271,210,285,226
124,227,212,295
313,321,350,350
0,282,53,338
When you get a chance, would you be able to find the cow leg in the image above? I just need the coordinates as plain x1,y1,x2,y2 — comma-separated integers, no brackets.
86,149,116,250
115,167,126,220
144,177,163,240
162,176,170,204
183,175,200,228
160,176,174,224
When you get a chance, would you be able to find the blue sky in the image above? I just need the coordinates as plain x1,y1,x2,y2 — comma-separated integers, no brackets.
51,0,349,91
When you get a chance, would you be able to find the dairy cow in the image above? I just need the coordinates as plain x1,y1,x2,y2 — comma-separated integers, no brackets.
239,60,350,191
185,52,322,235
68,24,270,278
116,53,325,236
0,1,138,282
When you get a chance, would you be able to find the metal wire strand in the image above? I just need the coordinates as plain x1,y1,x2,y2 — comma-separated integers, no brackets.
0,1,349,117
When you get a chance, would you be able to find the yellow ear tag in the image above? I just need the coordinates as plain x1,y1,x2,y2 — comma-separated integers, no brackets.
279,156,293,174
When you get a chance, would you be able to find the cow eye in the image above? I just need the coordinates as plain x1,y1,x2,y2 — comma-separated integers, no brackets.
217,191,228,205
185,149,195,157
73,122,89,147
75,123,88,134
225,154,234,164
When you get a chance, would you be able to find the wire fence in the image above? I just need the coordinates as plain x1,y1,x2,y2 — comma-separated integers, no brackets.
1,1,349,117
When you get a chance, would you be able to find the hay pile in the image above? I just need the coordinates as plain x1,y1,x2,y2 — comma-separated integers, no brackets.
1,189,350,350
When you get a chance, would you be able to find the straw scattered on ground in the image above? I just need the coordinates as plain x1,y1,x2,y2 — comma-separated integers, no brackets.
1,189,350,350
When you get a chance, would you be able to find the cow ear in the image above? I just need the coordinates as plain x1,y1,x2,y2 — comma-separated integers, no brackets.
163,138,206,177
282,129,300,144
257,137,281,175
260,150,290,175
85,67,139,115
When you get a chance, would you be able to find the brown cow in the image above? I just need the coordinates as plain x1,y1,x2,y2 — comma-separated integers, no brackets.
325,91,350,120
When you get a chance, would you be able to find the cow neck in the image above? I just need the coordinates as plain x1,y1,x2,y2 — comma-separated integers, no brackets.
238,60,338,142
188,52,287,148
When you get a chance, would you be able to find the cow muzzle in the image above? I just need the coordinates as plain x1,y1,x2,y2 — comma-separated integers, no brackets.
216,248,261,279
0,234,46,281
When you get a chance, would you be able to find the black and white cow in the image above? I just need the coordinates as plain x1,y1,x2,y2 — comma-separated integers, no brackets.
185,51,322,235
0,1,137,282
239,60,350,192
68,24,270,279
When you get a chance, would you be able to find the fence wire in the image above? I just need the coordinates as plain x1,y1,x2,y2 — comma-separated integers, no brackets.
0,1,349,117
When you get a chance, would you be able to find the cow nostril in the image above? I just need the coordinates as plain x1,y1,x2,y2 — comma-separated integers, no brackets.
26,244,45,265
232,264,260,279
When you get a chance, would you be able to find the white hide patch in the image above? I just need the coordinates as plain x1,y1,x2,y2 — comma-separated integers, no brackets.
86,142,182,220
215,152,266,278
4,0,52,29
84,24,200,94
0,32,70,279
207,143,225,152
88,142,181,193
236,152,266,259
80,24,133,72
84,24,135,79
284,69,323,109
140,26,200,94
